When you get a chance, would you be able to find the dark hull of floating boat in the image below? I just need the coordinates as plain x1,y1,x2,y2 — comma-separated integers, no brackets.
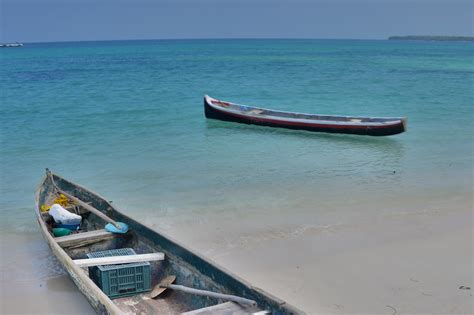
204,95,407,136
35,171,304,315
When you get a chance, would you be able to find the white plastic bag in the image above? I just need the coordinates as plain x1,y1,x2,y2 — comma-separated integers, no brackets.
49,204,82,225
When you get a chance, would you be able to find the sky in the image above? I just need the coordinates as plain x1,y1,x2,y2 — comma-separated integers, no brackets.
1,0,473,42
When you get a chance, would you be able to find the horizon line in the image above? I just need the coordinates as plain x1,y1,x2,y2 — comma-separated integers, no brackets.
8,35,474,45
7,37,392,44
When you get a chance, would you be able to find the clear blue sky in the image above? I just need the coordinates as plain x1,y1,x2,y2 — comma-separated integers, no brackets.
1,0,473,42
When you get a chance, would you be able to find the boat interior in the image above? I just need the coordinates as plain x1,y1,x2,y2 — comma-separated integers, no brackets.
209,98,403,124
37,173,265,314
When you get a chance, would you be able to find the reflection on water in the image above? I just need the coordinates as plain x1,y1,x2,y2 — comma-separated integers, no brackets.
205,119,405,188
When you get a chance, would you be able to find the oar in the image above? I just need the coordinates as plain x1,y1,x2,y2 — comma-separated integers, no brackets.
46,169,128,234
150,275,257,306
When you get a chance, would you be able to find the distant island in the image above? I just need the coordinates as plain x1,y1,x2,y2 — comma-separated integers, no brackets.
388,35,473,42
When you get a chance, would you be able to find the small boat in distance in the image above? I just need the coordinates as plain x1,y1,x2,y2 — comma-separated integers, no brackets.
0,42,23,48
36,170,304,314
204,95,407,136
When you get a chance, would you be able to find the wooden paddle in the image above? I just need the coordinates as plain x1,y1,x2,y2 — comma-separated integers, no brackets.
150,275,176,298
150,275,257,306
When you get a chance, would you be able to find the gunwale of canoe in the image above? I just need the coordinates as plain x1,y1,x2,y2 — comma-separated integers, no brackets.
204,95,407,136
35,172,305,315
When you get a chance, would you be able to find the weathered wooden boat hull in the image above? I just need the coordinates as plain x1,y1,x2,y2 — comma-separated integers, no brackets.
204,96,406,136
35,172,305,315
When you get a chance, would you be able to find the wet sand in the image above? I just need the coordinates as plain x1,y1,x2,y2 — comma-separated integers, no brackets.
1,234,94,315
1,197,472,314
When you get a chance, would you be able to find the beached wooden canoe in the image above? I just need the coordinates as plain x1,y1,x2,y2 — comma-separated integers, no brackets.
35,170,304,315
204,95,407,136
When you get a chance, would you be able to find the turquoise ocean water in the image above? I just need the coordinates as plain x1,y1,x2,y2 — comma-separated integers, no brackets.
1,39,473,312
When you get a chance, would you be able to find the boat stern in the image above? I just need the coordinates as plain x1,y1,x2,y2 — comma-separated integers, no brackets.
401,117,408,132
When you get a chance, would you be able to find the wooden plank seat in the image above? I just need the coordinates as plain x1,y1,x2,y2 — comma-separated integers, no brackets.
56,229,116,248
74,252,165,267
182,301,268,315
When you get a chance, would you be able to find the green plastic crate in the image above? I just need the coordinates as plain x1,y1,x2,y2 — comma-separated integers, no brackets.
87,248,151,299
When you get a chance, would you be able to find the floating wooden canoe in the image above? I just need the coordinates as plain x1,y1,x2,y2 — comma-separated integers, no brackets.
35,170,304,315
204,95,407,136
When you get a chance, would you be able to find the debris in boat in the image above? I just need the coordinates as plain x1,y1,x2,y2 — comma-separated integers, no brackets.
105,222,129,234
41,193,73,212
49,204,82,225
123,299,140,306
54,222,80,231
52,227,72,237
459,286,471,290
47,169,129,234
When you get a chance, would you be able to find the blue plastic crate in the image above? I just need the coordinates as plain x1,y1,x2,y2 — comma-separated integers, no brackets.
87,248,151,299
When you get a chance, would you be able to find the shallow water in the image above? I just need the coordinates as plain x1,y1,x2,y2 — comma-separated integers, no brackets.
1,39,473,313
